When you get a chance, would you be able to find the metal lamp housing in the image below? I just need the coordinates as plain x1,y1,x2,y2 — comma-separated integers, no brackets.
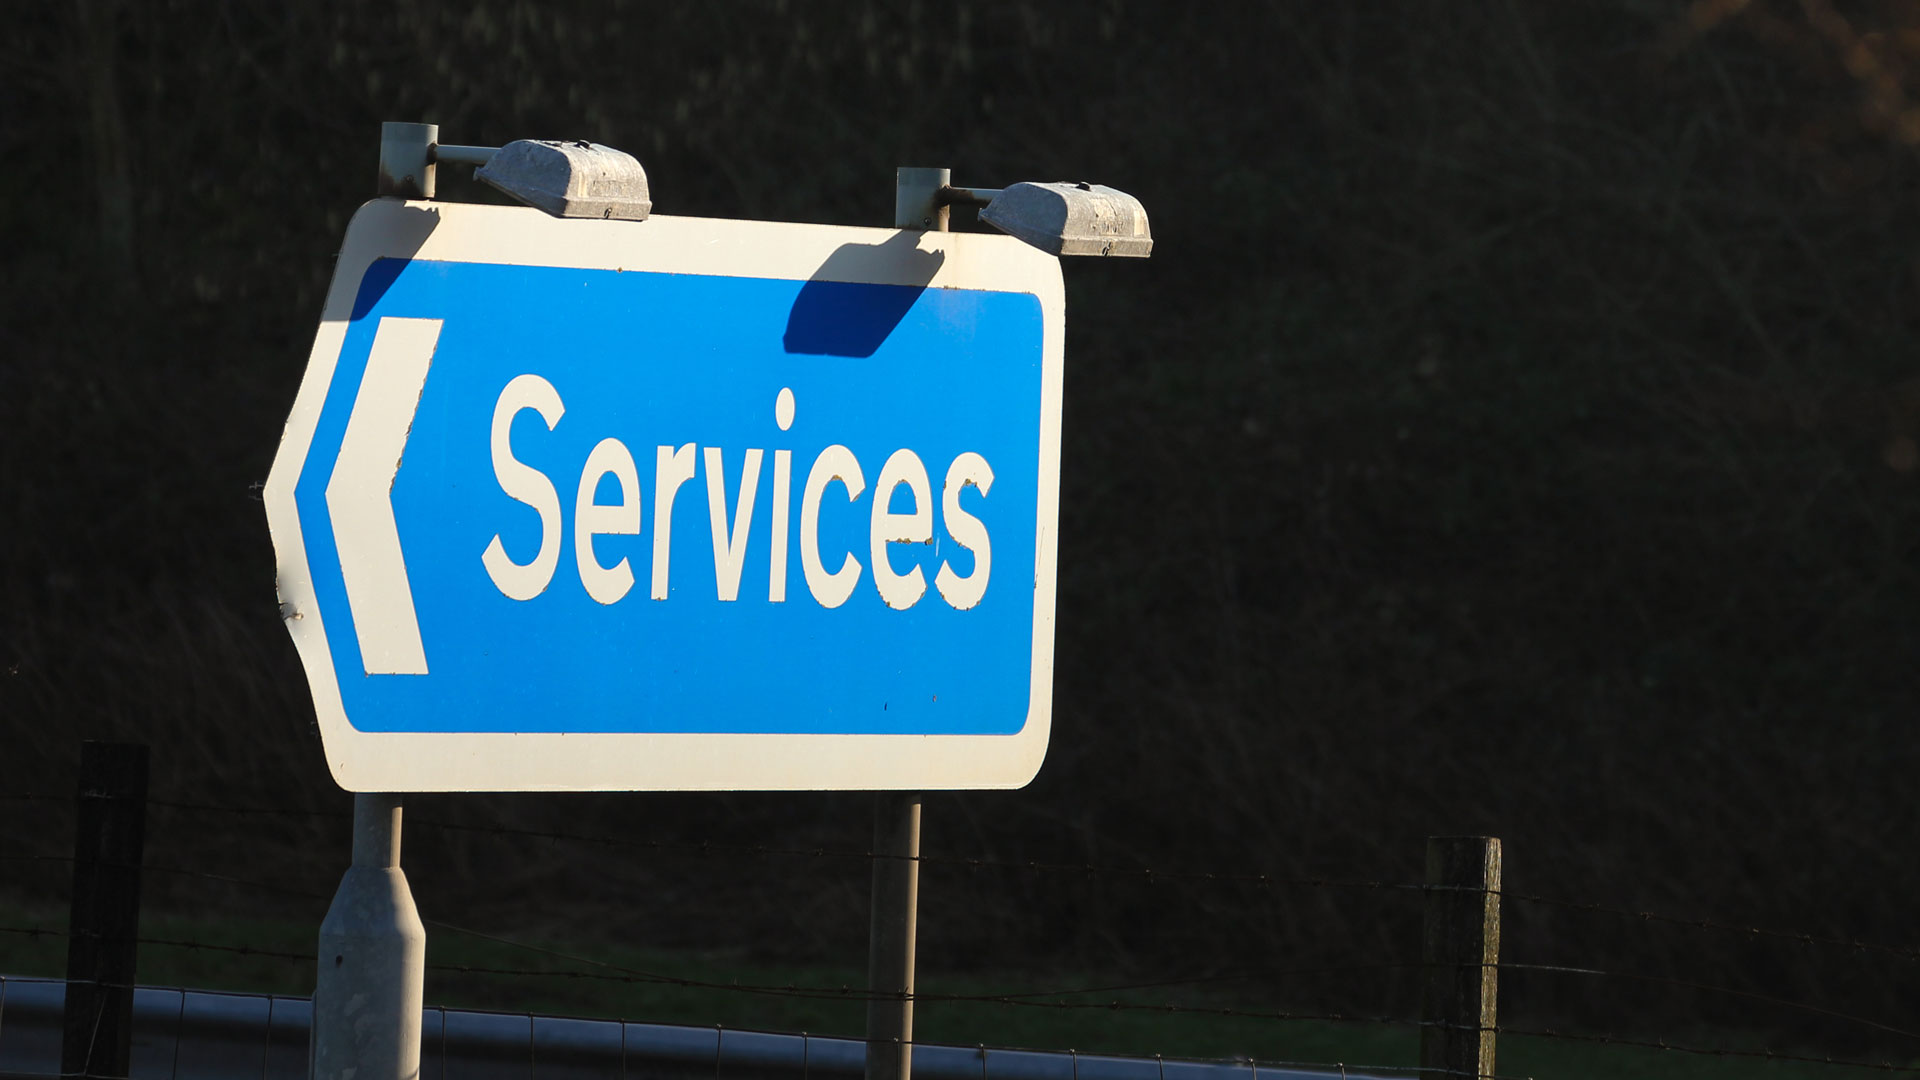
979,181,1152,257
474,139,651,221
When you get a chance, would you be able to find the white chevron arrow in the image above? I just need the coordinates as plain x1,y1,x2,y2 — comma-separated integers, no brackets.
325,316,441,675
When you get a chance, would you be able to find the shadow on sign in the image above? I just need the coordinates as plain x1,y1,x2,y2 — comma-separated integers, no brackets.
349,204,444,319
783,232,944,359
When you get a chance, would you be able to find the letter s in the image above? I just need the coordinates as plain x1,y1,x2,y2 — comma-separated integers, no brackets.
482,374,565,600
935,452,993,609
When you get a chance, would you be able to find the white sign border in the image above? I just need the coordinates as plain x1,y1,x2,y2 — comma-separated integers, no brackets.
265,198,1065,792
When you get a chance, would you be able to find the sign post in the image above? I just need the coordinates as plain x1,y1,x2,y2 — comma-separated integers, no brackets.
865,790,921,1080
279,137,1062,1080
274,121,1146,1080
861,164,964,1080
312,794,424,1080
310,125,442,1080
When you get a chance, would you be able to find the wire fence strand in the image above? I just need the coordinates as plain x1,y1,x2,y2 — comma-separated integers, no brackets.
1505,889,1920,963
14,793,1920,966
14,920,1424,1026
1496,1024,1920,1073
16,851,1920,1052
1497,961,1920,1044
129,798,1440,895
120,799,1920,962
10,799,1920,1076
17,914,1920,1073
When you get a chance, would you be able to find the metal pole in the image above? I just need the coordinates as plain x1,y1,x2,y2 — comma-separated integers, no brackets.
378,121,437,199
860,166,950,1080
865,792,921,1080
432,144,498,168
62,741,148,1080
310,133,433,1080
311,793,425,1080
895,167,950,231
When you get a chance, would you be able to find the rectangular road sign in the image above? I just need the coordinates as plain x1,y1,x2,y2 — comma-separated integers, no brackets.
265,199,1064,792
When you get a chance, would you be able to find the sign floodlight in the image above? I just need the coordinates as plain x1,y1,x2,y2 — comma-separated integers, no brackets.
474,139,652,221
894,168,1152,258
979,182,1152,258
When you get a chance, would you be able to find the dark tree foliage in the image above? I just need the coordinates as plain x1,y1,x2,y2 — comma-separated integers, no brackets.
3,0,1919,1050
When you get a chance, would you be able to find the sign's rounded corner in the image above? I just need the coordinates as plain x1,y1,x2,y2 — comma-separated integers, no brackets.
324,752,366,794
1002,755,1046,791
998,707,1053,790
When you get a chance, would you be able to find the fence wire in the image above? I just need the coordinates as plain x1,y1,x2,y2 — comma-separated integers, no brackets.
10,793,1920,1075
1497,961,1920,1043
18,915,1920,1074
1505,889,1920,963
1495,1023,1920,1074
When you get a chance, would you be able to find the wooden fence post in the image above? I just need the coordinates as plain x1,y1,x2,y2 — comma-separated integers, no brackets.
62,741,149,1080
1420,836,1500,1080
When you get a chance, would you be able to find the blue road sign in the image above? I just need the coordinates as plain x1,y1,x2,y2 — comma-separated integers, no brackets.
266,200,1065,791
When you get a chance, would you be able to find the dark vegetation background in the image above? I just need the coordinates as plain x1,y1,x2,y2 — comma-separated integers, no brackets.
4,0,1919,1059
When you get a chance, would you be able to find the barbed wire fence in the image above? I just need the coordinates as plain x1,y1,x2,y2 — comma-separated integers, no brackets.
4,754,1920,1078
